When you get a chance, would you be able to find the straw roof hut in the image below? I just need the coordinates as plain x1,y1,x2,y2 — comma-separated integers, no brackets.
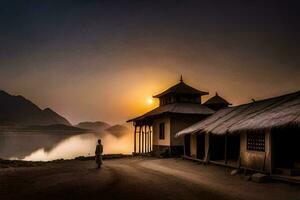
176,90,300,136
176,90,300,175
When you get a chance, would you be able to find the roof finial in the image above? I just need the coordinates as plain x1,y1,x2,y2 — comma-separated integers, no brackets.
216,92,219,96
180,75,183,82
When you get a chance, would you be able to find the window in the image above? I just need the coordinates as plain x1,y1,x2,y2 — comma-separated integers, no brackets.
159,123,165,140
247,133,265,152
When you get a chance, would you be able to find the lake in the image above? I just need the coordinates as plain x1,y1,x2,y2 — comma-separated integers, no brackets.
0,131,133,161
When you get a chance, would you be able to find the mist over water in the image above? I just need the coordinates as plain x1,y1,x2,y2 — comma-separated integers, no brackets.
0,129,133,161
24,132,133,161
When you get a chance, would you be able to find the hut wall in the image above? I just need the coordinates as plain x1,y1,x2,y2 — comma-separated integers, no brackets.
240,130,272,173
152,116,171,146
170,114,205,146
190,134,197,158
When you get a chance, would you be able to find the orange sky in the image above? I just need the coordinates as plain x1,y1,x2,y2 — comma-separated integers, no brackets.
1,59,299,125
0,1,299,124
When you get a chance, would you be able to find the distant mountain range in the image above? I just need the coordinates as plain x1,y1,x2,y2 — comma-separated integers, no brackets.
0,90,130,135
75,122,128,137
76,121,110,131
105,124,129,137
0,90,71,126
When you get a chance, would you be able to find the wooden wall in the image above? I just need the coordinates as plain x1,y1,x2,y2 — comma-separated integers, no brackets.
152,116,171,146
240,130,272,173
170,114,206,146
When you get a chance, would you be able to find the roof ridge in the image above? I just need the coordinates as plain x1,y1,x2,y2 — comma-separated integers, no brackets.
237,90,300,107
127,103,214,122
153,81,208,98
204,93,231,105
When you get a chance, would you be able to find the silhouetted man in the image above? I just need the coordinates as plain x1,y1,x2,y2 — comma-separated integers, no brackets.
95,139,103,169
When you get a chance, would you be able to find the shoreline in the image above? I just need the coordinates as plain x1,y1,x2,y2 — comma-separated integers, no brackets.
0,154,132,168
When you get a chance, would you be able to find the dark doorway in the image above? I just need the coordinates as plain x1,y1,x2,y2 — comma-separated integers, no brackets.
210,135,225,161
184,134,191,156
196,134,205,159
227,135,240,161
273,126,300,169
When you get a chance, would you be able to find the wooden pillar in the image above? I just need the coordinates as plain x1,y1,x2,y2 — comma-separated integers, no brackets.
269,129,273,174
149,125,152,152
224,134,228,164
183,134,186,156
134,125,137,154
139,126,141,154
147,125,149,153
150,126,152,151
147,125,150,153
142,126,144,154
146,125,148,153
148,126,151,152
141,125,144,154
144,125,147,153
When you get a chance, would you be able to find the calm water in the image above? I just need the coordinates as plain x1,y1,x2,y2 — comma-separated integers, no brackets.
0,131,133,161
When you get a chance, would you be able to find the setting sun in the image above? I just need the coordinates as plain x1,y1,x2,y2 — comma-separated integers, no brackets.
147,97,153,105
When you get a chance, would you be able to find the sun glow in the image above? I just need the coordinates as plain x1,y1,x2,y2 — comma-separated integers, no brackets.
147,97,153,105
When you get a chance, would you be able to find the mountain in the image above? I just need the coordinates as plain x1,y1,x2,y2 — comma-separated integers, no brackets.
76,121,110,131
0,90,71,126
105,124,129,137
42,108,70,125
25,124,87,132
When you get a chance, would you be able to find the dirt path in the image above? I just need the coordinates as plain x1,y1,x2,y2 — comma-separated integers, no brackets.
0,158,299,200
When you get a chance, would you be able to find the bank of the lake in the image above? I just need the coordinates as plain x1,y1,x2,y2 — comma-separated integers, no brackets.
0,130,133,161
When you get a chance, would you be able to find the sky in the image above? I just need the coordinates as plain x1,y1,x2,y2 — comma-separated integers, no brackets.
0,0,299,124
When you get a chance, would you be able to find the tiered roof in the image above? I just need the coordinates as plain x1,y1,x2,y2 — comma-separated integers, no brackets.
153,78,208,98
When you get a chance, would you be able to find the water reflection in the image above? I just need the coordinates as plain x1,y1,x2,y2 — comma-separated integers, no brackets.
0,130,133,161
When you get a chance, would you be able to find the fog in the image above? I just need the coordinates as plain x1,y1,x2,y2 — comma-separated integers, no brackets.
23,132,133,161
0,128,133,161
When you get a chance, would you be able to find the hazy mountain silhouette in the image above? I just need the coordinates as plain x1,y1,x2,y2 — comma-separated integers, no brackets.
26,124,87,132
76,121,110,131
105,124,129,137
0,90,71,126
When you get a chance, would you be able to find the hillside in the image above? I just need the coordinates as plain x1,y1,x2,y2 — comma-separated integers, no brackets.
0,90,71,126
76,121,110,131
105,124,129,137
25,124,87,132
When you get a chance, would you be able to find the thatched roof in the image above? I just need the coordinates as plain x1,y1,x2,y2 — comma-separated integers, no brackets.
176,90,300,137
204,93,231,106
127,103,214,122
153,80,208,98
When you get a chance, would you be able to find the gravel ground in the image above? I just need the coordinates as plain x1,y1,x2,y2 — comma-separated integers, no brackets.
0,157,299,200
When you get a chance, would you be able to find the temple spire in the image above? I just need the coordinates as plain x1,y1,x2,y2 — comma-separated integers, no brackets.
180,75,183,82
